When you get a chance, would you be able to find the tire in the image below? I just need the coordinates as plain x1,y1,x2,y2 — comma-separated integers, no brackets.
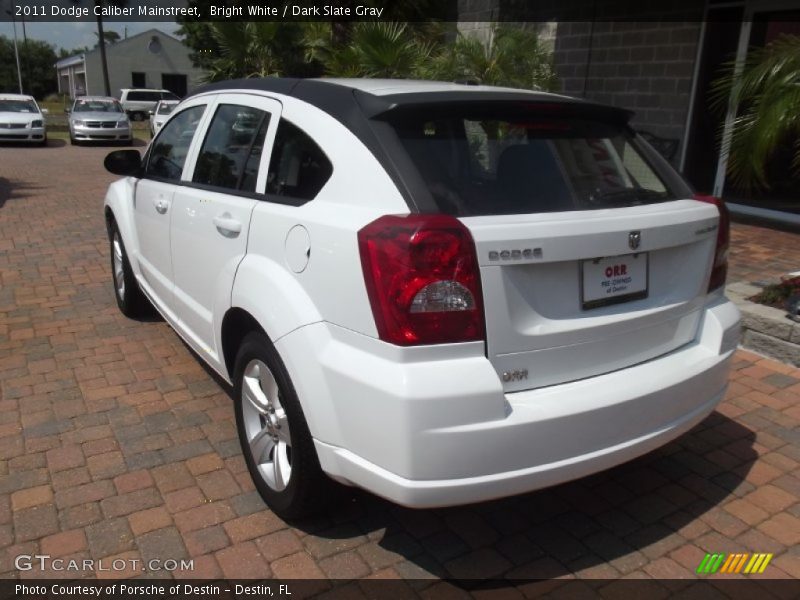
69,136,77,146
233,332,330,519
38,135,47,147
109,221,149,318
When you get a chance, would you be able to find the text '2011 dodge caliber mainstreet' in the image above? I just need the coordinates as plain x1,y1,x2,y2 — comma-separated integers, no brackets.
102,78,740,518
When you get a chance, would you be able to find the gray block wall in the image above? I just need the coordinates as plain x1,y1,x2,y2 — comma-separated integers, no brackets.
553,20,702,165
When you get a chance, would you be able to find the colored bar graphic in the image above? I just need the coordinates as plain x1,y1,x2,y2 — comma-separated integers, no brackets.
697,553,713,574
744,553,773,574
720,553,737,573
699,552,774,575
733,553,749,573
711,553,726,574
697,553,728,574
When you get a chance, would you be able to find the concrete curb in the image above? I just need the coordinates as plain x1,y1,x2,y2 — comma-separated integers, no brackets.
726,282,800,367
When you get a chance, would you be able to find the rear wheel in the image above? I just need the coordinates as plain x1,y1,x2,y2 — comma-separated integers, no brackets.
109,221,149,317
233,332,329,519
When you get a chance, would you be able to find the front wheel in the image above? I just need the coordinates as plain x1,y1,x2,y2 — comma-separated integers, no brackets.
233,332,330,519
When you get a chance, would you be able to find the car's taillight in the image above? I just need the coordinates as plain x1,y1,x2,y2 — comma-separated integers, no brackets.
358,214,485,346
694,194,729,292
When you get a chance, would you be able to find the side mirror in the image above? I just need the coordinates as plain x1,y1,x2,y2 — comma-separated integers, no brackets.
148,110,155,116
41,108,49,115
104,149,142,176
64,107,71,114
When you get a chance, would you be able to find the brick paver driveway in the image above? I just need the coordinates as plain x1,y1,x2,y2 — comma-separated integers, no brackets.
1,141,799,591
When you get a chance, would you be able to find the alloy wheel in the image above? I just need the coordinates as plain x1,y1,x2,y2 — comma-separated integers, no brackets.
241,359,292,491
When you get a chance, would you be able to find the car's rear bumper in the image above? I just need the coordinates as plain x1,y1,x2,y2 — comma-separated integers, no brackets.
278,296,740,508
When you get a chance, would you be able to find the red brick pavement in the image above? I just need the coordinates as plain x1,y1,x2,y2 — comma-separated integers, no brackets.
729,222,799,285
1,142,799,592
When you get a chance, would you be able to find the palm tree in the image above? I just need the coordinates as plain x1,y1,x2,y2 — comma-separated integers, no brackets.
710,34,800,190
422,25,558,91
94,30,120,47
305,22,437,79
202,22,311,82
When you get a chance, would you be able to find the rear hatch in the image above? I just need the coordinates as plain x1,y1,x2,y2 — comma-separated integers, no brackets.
465,202,717,391
382,98,720,391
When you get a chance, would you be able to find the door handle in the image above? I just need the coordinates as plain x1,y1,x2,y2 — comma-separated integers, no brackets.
213,213,242,236
154,199,168,214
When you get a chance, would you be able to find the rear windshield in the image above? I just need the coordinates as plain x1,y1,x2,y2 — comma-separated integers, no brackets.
388,110,681,216
157,102,177,115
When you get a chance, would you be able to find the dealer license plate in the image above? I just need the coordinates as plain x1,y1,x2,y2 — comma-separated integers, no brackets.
581,253,648,310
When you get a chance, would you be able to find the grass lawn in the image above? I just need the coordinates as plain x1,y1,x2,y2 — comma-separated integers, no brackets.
47,129,150,142
39,100,69,115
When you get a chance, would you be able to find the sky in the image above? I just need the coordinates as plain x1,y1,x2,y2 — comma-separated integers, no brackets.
0,20,181,53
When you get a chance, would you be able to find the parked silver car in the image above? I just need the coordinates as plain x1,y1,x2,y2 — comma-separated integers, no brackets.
68,97,132,145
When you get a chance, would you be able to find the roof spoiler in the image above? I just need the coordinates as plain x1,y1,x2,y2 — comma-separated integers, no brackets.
354,89,634,124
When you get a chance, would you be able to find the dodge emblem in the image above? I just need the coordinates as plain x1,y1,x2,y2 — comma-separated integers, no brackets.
628,231,641,251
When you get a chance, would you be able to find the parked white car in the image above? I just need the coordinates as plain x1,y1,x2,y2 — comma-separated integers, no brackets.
67,96,131,145
102,78,740,518
0,94,47,145
149,99,179,137
119,88,180,121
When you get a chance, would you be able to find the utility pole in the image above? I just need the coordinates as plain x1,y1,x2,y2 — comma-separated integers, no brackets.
95,0,112,96
5,2,23,93
20,10,30,94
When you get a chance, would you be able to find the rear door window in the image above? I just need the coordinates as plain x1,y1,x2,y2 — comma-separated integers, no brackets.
266,119,332,202
389,109,681,216
192,104,270,192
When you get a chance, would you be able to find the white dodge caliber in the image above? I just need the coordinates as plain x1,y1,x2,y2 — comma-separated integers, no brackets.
103,78,740,518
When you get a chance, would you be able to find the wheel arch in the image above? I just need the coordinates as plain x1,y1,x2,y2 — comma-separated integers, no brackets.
220,307,265,380
103,178,140,274
104,205,115,237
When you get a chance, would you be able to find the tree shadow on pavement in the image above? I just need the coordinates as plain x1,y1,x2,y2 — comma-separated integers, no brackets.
289,412,758,591
0,176,44,209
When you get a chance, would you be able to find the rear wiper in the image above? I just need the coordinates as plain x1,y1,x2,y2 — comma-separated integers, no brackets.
589,188,669,206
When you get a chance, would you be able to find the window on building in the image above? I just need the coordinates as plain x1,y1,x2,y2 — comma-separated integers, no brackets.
161,74,188,98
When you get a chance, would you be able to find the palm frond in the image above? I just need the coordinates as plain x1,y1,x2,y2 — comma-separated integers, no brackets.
710,34,800,190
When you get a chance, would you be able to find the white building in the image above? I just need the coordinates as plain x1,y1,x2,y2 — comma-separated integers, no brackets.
55,28,205,99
